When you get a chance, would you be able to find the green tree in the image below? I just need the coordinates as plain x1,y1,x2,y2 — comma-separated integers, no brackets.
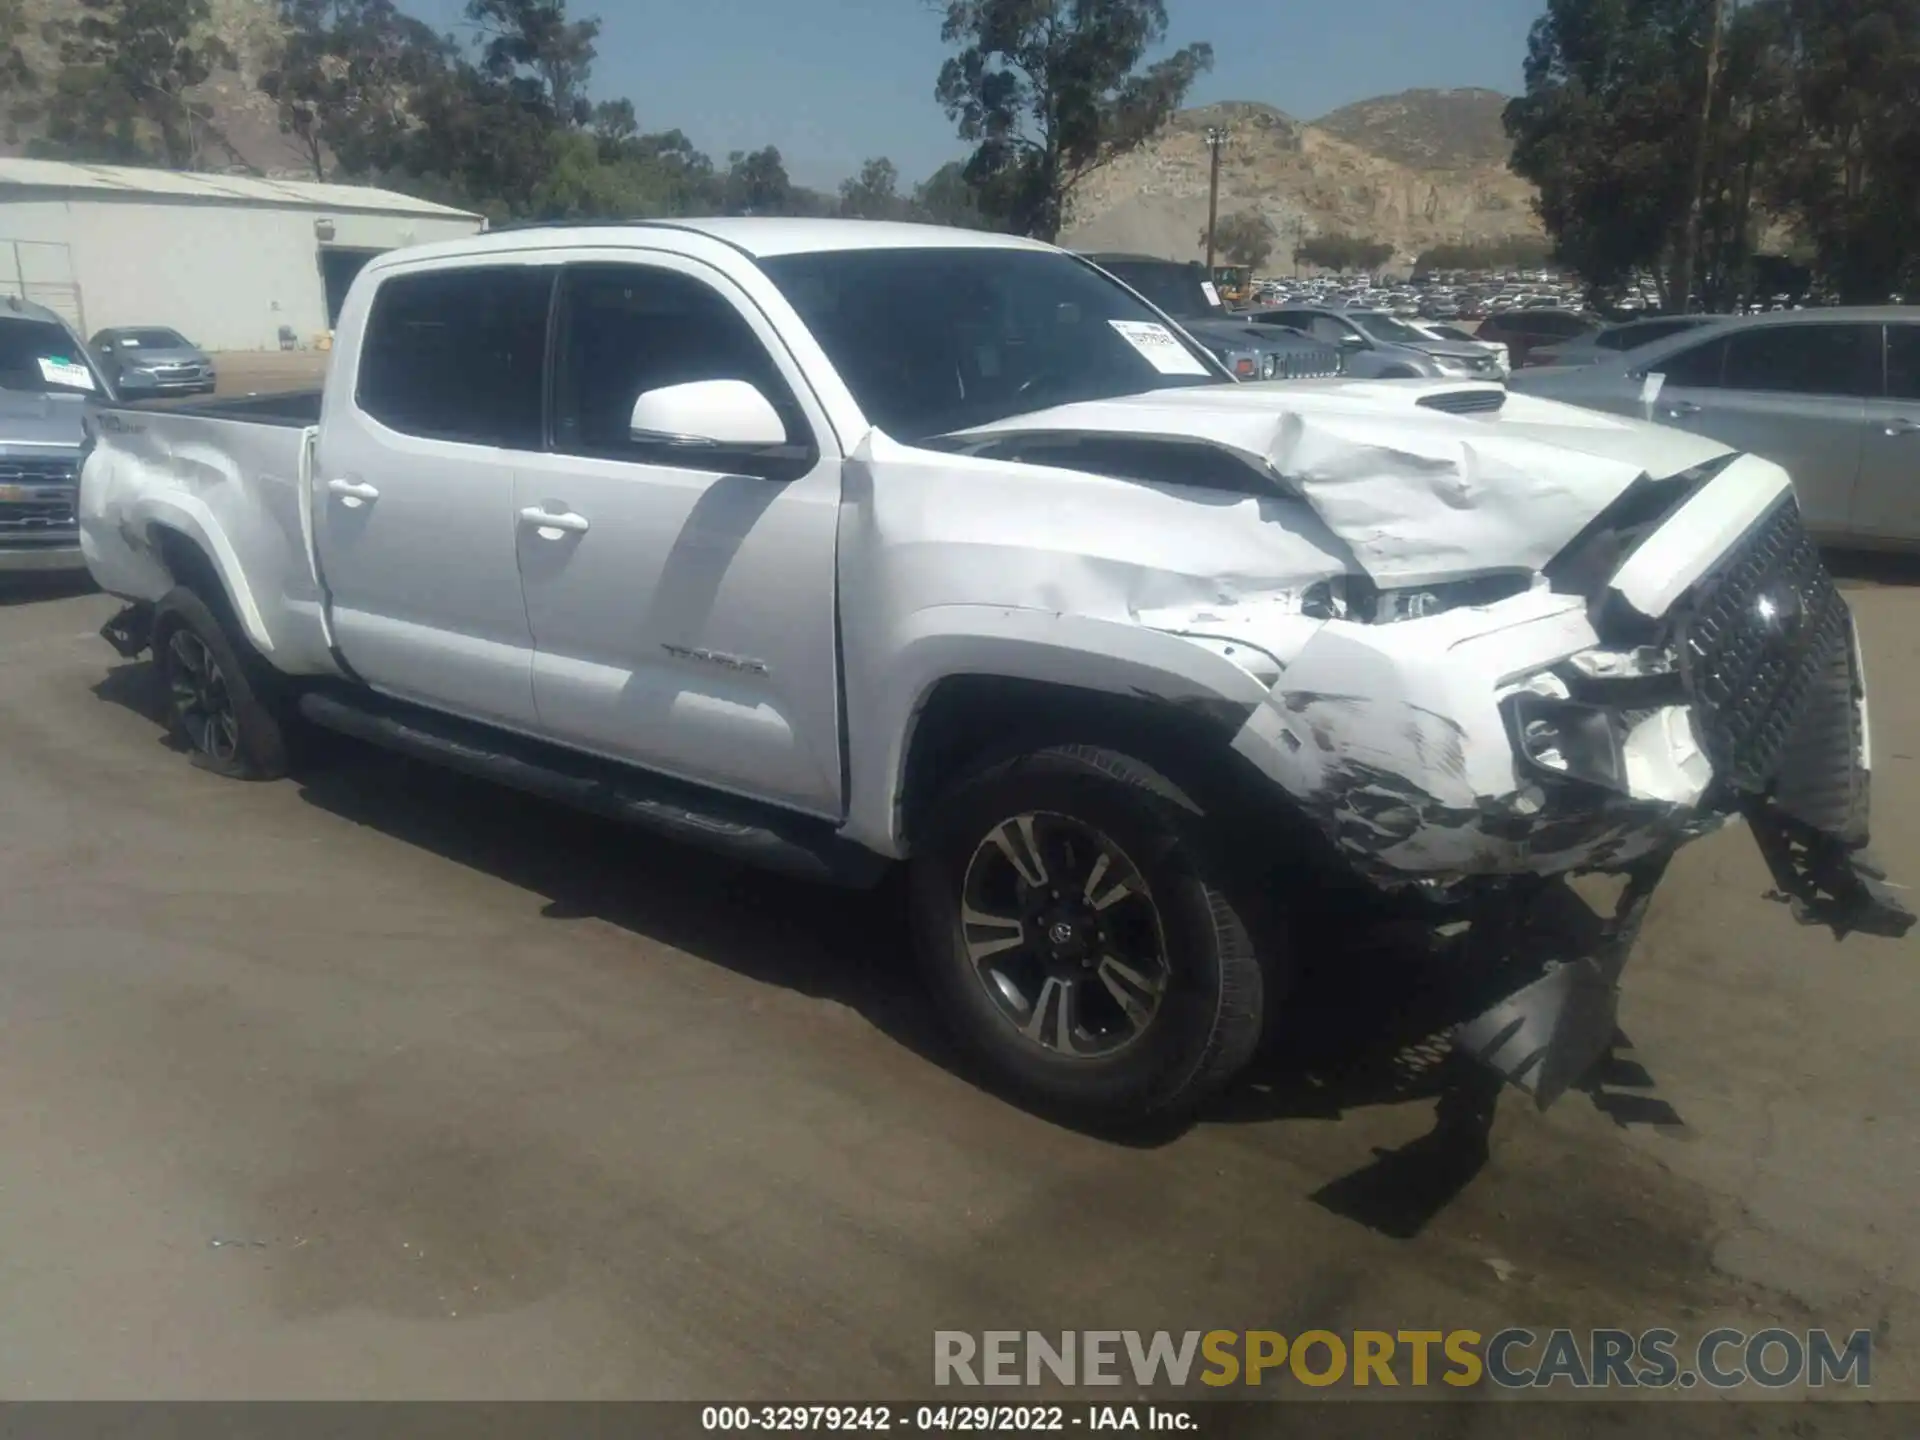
723,144,792,215
935,0,1213,240
0,0,34,123
1503,0,1707,303
467,0,598,127
912,158,991,228
1412,238,1554,275
1207,210,1275,269
1764,0,1920,302
839,156,904,218
1294,233,1392,273
263,0,452,181
39,0,237,166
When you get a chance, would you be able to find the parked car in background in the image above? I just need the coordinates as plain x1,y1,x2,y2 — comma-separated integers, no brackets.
1528,315,1717,368
1249,305,1499,380
1507,308,1920,548
1476,309,1602,368
1404,319,1509,377
88,326,217,397
0,295,109,574
1082,255,1343,379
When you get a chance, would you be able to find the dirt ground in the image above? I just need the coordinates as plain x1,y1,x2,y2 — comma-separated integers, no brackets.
0,567,1914,1416
208,350,331,396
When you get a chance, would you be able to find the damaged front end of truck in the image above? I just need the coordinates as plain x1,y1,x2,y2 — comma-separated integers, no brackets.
1452,474,1911,1105
1275,444,1912,1109
948,382,1912,1108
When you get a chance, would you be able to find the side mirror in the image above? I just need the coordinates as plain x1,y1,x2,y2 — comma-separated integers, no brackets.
629,378,787,449
1338,333,1367,350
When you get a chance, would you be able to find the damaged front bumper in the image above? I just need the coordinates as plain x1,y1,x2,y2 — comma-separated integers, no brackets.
1236,471,1913,1107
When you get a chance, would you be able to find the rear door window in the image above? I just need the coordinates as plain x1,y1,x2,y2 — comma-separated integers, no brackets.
1656,336,1728,388
355,266,553,447
1721,324,1876,397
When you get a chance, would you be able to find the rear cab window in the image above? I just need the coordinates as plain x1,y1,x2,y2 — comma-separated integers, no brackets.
354,265,553,447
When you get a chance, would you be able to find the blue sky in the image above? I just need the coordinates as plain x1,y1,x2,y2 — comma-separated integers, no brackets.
403,0,1546,188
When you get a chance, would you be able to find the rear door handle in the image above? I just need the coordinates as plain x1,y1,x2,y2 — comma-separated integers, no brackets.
1884,416,1920,437
518,505,591,536
326,477,380,505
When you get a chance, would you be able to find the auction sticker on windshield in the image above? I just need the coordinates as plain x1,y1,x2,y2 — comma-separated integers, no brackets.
1109,320,1210,376
37,357,94,391
1201,281,1222,307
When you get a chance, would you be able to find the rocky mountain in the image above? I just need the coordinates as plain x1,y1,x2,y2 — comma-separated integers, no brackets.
4,0,1541,268
1060,97,1541,268
4,0,314,177
1313,87,1515,171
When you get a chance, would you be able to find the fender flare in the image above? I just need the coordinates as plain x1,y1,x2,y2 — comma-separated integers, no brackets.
840,604,1278,856
134,494,276,657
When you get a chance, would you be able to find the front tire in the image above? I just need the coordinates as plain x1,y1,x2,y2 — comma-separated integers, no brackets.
911,745,1268,1126
152,585,290,780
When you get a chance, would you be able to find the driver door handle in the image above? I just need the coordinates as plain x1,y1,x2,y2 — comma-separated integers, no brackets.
518,505,591,536
326,477,380,504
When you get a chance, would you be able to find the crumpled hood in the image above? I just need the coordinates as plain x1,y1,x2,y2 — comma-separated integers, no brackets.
0,389,88,450
950,380,1738,586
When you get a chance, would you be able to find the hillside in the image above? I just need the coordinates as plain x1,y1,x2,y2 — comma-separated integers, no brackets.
4,0,313,177
1060,97,1540,267
3,5,1543,265
1312,87,1514,171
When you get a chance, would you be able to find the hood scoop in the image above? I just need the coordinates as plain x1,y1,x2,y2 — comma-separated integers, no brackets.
1417,388,1506,416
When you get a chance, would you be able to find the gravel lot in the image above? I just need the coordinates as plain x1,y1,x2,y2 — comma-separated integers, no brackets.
0,565,1913,1413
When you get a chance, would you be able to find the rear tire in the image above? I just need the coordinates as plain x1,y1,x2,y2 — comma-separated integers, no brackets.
910,744,1268,1126
152,585,291,780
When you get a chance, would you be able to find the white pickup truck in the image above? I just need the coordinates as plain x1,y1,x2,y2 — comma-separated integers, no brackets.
78,219,1909,1126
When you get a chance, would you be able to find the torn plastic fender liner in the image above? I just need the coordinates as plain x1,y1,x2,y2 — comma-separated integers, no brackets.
1455,855,1671,1109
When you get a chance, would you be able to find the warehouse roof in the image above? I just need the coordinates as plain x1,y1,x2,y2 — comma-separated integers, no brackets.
0,157,481,219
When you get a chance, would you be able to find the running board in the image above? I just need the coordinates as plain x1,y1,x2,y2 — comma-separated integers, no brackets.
297,689,888,889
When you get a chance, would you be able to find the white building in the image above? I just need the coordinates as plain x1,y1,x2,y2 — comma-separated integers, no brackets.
0,159,485,351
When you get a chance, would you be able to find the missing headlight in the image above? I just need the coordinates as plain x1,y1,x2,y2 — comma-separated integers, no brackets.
1504,692,1629,791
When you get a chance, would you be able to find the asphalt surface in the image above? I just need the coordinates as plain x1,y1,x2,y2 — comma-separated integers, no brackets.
0,569,1914,1415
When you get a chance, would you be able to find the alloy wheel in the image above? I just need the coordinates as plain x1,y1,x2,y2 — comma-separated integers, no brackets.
958,812,1171,1058
165,629,240,764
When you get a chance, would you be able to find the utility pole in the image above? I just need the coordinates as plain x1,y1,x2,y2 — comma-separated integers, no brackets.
1203,126,1228,274
1674,0,1727,314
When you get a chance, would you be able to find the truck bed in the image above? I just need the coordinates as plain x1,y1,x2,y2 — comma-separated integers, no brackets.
117,389,323,427
79,397,342,677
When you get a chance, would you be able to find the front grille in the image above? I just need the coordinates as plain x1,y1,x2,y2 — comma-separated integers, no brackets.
0,497,76,533
1418,388,1506,416
1674,499,1850,795
1267,350,1343,380
0,457,78,485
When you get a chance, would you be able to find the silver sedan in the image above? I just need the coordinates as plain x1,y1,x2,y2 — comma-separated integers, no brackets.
1507,307,1920,548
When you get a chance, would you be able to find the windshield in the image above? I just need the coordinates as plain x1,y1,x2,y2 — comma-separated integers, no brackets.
0,316,102,395
760,247,1226,442
117,328,192,350
1349,311,1430,344
1089,259,1223,322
